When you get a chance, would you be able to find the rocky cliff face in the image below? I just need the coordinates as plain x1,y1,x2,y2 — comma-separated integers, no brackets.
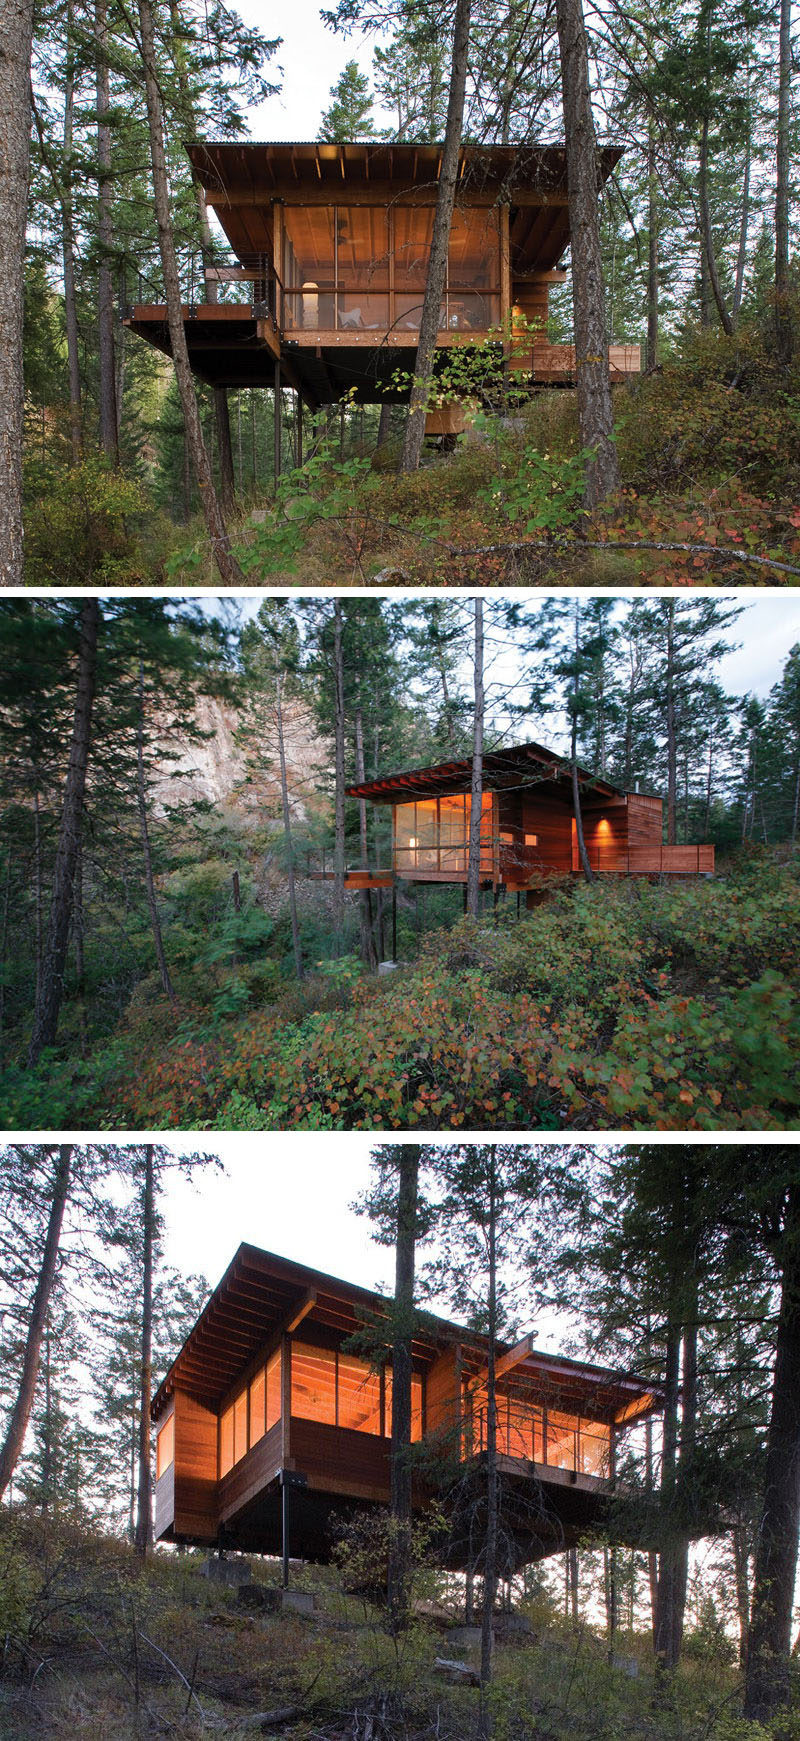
151,695,331,826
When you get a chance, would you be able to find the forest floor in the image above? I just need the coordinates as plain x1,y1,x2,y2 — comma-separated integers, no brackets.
2,849,797,1133
23,328,800,587
0,1514,771,1741
158,330,800,587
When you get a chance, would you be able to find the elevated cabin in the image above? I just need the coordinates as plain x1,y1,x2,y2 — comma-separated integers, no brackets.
344,741,715,893
126,142,640,439
152,1244,661,1573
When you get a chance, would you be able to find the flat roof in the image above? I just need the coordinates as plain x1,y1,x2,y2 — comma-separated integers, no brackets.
346,740,626,803
152,1242,662,1425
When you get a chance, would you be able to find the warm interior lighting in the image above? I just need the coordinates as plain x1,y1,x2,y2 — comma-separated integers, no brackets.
156,1414,174,1479
524,833,538,847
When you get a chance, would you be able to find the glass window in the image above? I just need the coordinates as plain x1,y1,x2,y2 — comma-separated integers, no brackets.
233,1390,248,1465
578,1419,610,1476
546,1409,578,1471
266,1349,281,1431
292,1343,337,1423
384,1371,423,1442
394,207,435,289
156,1414,174,1479
448,208,500,292
250,1368,266,1447
440,794,467,870
335,207,390,289
220,1403,234,1477
338,1352,382,1434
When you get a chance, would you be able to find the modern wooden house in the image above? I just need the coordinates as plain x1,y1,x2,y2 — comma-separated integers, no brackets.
344,740,715,894
126,142,640,449
152,1245,661,1574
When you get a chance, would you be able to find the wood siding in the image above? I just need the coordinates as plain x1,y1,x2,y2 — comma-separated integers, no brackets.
219,1418,283,1525
290,1416,391,1503
627,794,663,846
173,1388,219,1542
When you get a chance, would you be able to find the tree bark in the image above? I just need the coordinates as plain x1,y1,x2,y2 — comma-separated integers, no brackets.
744,1183,800,1719
137,659,176,1002
61,1,83,462
28,601,100,1065
698,118,733,335
466,598,484,917
95,0,118,460
774,0,792,363
665,603,677,846
136,0,243,581
400,0,472,473
332,601,346,939
478,1150,499,1741
646,123,659,370
555,0,620,507
134,1144,155,1557
275,669,303,980
0,0,36,584
377,402,392,447
355,707,377,969
0,1145,72,1499
571,609,594,883
732,125,751,326
387,1145,421,1633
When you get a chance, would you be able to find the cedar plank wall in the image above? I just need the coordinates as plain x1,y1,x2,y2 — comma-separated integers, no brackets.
627,794,663,845
154,1399,175,1539
290,1418,392,1502
219,1419,283,1526
425,1346,463,1452
580,799,629,873
173,1388,219,1542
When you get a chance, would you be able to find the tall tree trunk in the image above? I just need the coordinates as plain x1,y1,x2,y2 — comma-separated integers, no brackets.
571,610,594,883
332,601,346,939
95,0,118,460
732,124,751,325
466,598,484,917
136,0,243,582
698,118,733,335
479,1150,499,1741
665,604,677,846
137,660,176,1003
646,121,659,369
732,1528,750,1667
400,0,472,473
744,1183,800,1720
61,1,83,461
0,1145,72,1499
0,0,35,584
774,0,792,363
387,1145,421,1633
275,669,303,979
377,402,392,447
134,1144,155,1558
28,601,100,1065
555,0,620,507
355,707,377,969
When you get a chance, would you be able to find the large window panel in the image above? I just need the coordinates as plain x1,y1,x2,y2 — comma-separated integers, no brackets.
384,1371,424,1442
439,794,467,870
336,206,390,288
578,1419,610,1476
292,1342,337,1424
266,1349,282,1431
233,1390,248,1465
448,208,500,291
250,1367,266,1446
156,1414,174,1479
394,207,435,287
219,1404,234,1477
338,1353,382,1434
546,1409,578,1471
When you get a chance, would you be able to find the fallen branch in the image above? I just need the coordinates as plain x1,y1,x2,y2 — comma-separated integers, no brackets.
443,536,800,577
232,1706,299,1731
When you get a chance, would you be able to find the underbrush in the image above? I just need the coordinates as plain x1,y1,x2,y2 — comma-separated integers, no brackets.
3,851,797,1132
0,1512,793,1741
156,321,800,587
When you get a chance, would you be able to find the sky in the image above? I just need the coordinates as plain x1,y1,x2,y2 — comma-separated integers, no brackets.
231,0,389,142
160,1135,580,1352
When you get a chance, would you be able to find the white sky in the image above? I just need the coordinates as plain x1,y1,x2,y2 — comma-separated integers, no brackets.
233,0,389,141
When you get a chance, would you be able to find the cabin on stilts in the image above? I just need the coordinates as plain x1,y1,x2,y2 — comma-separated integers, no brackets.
334,739,714,917
152,1244,662,1576
125,142,641,457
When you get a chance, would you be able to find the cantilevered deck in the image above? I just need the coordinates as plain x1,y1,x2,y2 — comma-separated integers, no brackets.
152,1244,662,1571
126,142,641,411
